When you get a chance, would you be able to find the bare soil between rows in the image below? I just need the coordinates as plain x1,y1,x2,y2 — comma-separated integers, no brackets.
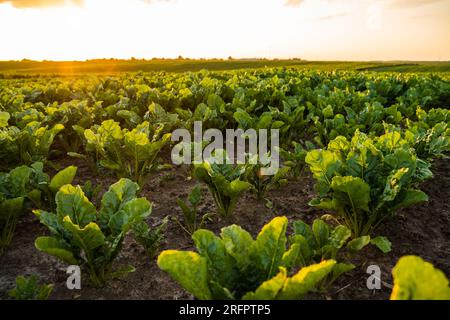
0,156,449,300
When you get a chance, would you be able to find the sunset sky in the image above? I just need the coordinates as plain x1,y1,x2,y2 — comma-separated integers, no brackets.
0,0,449,61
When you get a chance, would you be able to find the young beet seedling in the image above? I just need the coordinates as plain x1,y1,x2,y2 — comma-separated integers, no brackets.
175,185,214,235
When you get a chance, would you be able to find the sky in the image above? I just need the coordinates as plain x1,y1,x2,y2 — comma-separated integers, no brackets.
0,0,449,61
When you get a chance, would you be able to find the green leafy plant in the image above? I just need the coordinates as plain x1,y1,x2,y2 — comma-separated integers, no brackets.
193,150,251,218
133,216,169,258
9,275,53,300
0,163,75,255
306,130,432,237
158,216,336,300
290,218,391,288
278,141,315,179
43,100,101,153
81,120,171,187
34,178,152,287
390,255,450,300
242,154,290,200
175,185,214,235
0,121,64,167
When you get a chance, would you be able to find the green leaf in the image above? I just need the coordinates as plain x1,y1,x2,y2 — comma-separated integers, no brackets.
188,185,202,207
56,185,96,227
292,220,316,248
346,236,370,252
251,216,288,279
242,267,288,300
312,219,330,249
62,216,105,252
35,236,78,265
329,225,351,249
393,189,429,210
157,250,212,300
370,236,392,253
99,178,140,225
192,229,238,292
220,224,254,268
0,111,10,128
329,263,355,285
108,198,152,234
305,150,341,196
49,166,77,194
391,256,450,300
331,176,370,212
276,260,336,300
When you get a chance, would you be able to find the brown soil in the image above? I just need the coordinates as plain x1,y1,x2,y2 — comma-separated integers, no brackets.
0,156,449,300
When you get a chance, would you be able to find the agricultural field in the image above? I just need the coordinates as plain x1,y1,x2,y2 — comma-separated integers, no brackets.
0,66,449,301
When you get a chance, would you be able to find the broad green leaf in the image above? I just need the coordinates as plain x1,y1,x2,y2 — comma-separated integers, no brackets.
290,235,313,267
8,166,32,197
157,250,212,300
280,243,301,270
370,236,392,253
56,185,96,227
276,260,336,300
193,229,238,291
251,216,288,279
220,224,254,268
329,262,355,285
0,111,10,128
346,235,370,252
391,256,450,300
292,220,316,248
35,236,78,265
100,178,140,219
393,189,428,210
108,198,152,234
305,150,341,196
331,176,370,212
329,225,351,249
62,216,105,252
49,166,77,194
242,267,288,300
312,219,330,249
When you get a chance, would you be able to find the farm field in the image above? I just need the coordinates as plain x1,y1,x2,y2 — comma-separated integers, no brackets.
0,67,449,301
1,59,450,75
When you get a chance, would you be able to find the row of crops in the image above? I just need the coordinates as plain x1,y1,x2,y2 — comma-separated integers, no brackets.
1,69,450,300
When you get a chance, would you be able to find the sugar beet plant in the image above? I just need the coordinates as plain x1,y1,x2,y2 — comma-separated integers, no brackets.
306,130,433,237
9,275,53,300
175,185,214,235
0,119,64,168
193,150,251,218
242,153,290,201
34,178,155,287
80,120,171,187
289,218,391,288
0,163,76,255
158,216,337,300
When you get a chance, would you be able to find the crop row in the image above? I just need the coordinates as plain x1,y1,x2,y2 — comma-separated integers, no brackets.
1,69,449,299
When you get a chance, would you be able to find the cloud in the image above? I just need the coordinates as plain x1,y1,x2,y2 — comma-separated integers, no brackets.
0,0,83,8
284,0,304,7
